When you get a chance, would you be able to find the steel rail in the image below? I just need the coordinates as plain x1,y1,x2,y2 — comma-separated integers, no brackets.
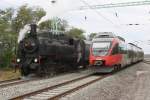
10,74,109,100
0,78,21,84
0,78,42,88
49,75,108,100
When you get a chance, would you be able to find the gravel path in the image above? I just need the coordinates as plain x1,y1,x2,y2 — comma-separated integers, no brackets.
60,62,150,100
0,69,92,100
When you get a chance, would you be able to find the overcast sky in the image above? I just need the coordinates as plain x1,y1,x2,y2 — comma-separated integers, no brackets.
0,0,150,54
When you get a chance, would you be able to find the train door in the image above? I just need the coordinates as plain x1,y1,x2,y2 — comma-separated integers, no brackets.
119,42,128,67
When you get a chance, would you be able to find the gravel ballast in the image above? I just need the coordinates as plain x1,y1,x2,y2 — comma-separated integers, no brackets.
60,62,150,100
0,70,92,99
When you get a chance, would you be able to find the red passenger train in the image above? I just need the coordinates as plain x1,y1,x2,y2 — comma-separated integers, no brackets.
89,32,144,72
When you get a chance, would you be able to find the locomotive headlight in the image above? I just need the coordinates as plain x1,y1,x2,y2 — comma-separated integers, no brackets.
34,58,38,63
17,58,20,63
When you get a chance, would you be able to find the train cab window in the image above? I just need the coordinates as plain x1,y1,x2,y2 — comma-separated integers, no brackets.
112,43,119,55
92,42,111,56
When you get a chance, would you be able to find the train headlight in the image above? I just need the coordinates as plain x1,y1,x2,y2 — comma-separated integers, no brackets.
34,58,38,63
17,58,20,63
95,60,103,65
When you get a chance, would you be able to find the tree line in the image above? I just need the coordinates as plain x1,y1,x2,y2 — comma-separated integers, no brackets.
0,5,86,68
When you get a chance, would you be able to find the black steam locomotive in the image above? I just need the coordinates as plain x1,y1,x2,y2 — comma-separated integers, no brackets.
16,24,90,76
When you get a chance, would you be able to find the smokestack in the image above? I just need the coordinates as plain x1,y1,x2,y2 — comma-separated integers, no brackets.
30,24,37,36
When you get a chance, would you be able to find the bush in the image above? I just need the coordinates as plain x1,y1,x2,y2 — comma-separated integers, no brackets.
0,49,14,68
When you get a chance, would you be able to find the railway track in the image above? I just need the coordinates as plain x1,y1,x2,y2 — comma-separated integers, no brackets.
0,78,23,88
0,77,42,88
0,78,21,84
0,69,91,88
143,60,150,64
10,74,109,100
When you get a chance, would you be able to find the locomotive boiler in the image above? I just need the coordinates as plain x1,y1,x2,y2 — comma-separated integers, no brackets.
17,24,90,76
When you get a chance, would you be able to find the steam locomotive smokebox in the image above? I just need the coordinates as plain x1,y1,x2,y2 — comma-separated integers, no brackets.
30,24,37,35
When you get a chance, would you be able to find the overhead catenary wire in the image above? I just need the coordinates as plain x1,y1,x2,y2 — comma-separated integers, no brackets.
78,0,150,44
79,0,116,26
80,1,150,10
79,0,150,27
79,0,150,26
79,0,128,37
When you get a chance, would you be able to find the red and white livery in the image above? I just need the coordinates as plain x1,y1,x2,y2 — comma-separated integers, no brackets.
89,32,144,72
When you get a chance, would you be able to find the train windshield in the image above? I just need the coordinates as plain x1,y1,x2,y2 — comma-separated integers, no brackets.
92,42,111,56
